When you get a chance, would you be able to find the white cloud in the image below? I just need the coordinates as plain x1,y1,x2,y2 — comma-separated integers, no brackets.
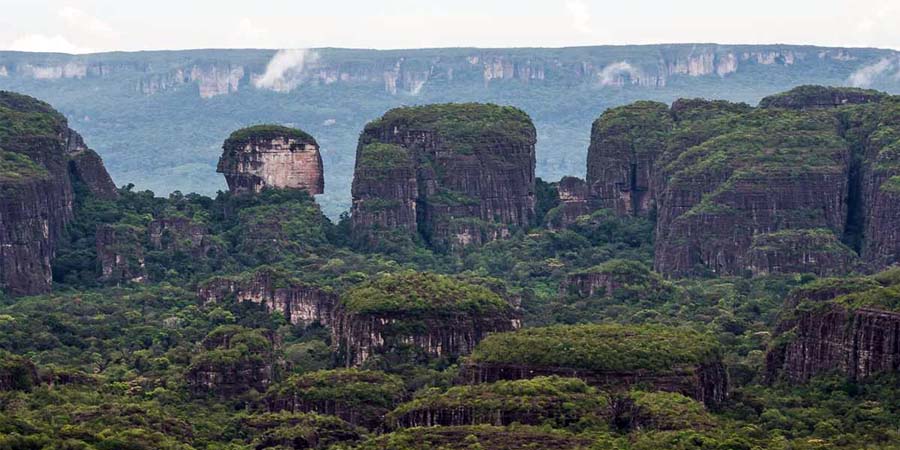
253,49,320,92
848,57,898,87
7,34,94,54
565,0,592,34
58,6,119,39
598,61,642,86
236,18,270,46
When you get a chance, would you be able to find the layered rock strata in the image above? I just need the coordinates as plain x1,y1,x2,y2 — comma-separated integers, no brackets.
584,86,900,277
766,268,900,383
351,103,536,251
331,272,520,367
465,324,727,409
217,125,324,195
199,268,336,327
0,91,115,295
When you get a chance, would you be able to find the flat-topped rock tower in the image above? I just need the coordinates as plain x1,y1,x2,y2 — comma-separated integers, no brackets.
217,125,324,195
351,103,536,251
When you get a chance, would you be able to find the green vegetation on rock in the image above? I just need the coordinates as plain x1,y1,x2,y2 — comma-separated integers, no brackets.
341,271,509,315
470,324,719,372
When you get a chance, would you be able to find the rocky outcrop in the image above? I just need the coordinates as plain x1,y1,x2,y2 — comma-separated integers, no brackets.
581,88,900,278
331,272,520,367
0,93,74,295
199,268,336,327
64,128,118,199
766,269,900,383
747,229,860,276
465,324,727,409
96,224,147,284
546,176,592,229
148,216,217,258
186,326,276,397
217,125,324,195
351,103,536,251
559,259,674,302
586,101,672,217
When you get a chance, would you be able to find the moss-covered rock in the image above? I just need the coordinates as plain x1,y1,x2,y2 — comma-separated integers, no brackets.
332,272,519,367
351,103,536,251
466,324,727,408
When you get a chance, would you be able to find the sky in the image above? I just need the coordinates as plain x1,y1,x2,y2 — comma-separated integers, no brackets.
0,0,898,54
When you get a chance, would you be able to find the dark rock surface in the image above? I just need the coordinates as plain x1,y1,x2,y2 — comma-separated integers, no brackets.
766,269,900,383
546,176,592,229
350,103,536,251
0,92,113,295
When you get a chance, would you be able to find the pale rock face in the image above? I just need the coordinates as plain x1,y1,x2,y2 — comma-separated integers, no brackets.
220,137,325,195
190,65,244,98
20,63,87,80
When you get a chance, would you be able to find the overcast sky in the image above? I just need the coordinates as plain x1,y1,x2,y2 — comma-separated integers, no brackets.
1,0,898,54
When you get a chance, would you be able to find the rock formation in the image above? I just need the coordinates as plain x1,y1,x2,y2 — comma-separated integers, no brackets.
186,326,275,396
559,259,675,302
766,268,900,383
199,268,336,327
331,272,521,367
148,216,218,258
586,101,672,217
350,103,536,251
583,87,900,278
0,91,115,296
217,125,324,195
465,324,728,409
95,224,147,284
545,176,592,229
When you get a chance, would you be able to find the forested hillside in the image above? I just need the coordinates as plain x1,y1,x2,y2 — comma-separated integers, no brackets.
2,85,900,449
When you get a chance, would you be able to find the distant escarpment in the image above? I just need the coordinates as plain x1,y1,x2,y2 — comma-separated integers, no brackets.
199,267,336,327
560,259,675,302
351,103,536,251
766,268,900,384
331,272,520,367
585,86,900,277
465,324,727,409
217,125,324,195
0,91,116,296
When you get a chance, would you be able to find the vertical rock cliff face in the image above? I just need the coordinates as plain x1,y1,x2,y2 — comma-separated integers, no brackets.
217,125,324,195
63,128,118,199
95,224,147,284
546,176,592,229
331,272,521,367
585,87,900,278
766,269,900,383
586,101,673,217
465,324,728,409
350,143,419,243
0,92,113,296
856,99,900,269
350,104,536,251
198,268,336,327
559,259,675,302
